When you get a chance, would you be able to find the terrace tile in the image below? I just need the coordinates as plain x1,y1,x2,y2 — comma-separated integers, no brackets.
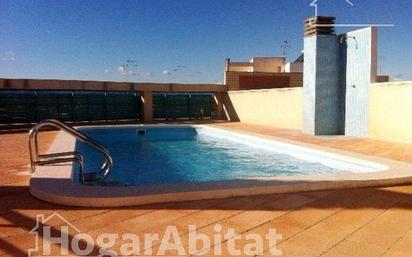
1,123,412,256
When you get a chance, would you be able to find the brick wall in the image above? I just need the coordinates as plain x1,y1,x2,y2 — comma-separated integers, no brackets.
225,71,303,91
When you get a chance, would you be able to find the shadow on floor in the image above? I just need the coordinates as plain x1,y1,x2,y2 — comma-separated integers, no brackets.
1,183,412,256
1,183,412,212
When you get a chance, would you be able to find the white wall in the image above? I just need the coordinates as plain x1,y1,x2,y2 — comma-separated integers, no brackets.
285,62,303,73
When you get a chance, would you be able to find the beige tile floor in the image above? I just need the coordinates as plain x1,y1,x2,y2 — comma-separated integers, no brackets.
0,122,411,257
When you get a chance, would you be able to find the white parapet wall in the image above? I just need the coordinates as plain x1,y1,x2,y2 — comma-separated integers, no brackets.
226,81,412,145
227,87,303,129
369,81,412,144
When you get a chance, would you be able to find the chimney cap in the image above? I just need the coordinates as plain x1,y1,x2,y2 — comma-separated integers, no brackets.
304,16,336,37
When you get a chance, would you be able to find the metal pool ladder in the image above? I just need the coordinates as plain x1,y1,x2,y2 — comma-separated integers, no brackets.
29,119,113,184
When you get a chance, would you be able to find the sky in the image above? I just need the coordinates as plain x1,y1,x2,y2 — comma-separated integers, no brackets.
0,0,411,83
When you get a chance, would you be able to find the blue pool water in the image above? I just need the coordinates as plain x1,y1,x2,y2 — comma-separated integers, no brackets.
75,126,344,185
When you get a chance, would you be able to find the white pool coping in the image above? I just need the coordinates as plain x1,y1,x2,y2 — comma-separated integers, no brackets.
30,124,412,207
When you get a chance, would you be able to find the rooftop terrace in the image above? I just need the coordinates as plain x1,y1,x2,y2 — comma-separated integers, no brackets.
1,122,411,257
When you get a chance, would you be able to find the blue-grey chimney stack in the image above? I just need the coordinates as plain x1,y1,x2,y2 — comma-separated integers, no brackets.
303,16,377,137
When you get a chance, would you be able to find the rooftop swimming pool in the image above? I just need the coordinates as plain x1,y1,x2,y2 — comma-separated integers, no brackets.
75,126,387,186
32,124,412,207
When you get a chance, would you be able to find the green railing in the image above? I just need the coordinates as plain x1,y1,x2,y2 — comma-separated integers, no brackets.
0,90,141,124
153,92,216,119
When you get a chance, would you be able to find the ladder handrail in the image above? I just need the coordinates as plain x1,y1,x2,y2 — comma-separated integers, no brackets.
29,119,113,182
32,119,111,174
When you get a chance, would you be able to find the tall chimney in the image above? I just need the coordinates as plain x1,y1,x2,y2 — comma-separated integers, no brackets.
302,16,377,137
302,16,344,135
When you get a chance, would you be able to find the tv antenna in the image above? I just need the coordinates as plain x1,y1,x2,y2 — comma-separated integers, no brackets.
308,0,394,27
125,59,138,68
280,41,289,56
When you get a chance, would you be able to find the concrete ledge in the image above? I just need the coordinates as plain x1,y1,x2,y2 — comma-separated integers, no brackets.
30,125,412,207
0,78,227,92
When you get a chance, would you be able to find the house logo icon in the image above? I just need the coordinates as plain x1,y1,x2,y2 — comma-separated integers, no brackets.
28,212,81,257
